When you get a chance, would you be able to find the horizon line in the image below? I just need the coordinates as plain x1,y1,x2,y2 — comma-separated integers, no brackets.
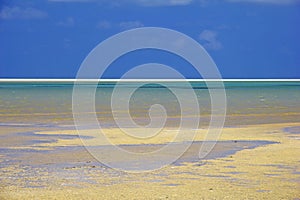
0,79,300,82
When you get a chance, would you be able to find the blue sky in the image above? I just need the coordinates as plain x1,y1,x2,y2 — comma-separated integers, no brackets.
0,0,299,78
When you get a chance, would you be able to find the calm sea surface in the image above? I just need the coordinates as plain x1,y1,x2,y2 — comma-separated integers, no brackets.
0,81,299,127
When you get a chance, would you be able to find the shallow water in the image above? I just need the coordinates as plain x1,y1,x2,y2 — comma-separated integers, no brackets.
284,126,300,134
0,81,299,193
0,81,299,127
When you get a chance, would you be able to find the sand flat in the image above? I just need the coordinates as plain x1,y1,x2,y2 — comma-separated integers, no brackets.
1,122,299,199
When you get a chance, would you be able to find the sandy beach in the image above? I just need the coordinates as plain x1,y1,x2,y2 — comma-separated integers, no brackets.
0,122,299,199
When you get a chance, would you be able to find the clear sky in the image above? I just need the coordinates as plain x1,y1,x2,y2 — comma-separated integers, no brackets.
0,0,299,78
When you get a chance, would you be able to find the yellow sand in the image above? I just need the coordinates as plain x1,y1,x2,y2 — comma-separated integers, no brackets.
1,122,299,199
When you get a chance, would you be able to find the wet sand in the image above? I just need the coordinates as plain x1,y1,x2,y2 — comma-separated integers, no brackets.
0,122,299,199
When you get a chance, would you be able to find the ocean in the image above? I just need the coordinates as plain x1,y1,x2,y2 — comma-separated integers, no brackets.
0,81,299,127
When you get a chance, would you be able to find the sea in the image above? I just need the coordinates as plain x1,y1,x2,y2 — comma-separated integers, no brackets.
0,80,299,128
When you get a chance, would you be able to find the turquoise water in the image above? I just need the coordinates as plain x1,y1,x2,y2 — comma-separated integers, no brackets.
0,81,299,127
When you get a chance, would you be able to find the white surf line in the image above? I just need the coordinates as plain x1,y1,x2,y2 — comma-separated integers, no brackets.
0,79,300,82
